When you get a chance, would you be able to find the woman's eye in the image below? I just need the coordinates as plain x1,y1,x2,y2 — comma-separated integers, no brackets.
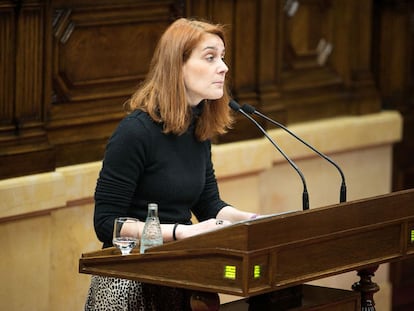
205,53,225,62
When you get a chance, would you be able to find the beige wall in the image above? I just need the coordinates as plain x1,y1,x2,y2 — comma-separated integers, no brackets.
0,111,402,310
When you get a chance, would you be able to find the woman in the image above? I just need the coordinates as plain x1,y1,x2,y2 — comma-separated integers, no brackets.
85,17,256,311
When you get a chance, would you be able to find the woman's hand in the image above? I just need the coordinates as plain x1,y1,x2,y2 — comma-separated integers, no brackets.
216,205,257,223
174,218,231,240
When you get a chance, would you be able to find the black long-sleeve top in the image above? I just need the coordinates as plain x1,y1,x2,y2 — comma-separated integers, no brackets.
94,106,228,247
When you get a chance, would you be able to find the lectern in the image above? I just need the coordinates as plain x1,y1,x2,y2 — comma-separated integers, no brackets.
80,189,414,310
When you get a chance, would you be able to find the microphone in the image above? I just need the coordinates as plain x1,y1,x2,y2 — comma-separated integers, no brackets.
229,100,310,211
241,103,347,203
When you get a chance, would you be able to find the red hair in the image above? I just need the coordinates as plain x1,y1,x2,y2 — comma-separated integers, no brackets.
124,18,232,141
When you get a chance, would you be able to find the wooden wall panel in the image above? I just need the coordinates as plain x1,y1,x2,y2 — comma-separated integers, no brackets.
187,0,381,144
372,1,414,310
51,5,171,103
15,5,44,122
0,4,15,126
372,0,414,190
277,0,380,124
0,0,55,178
47,0,183,166
0,0,385,179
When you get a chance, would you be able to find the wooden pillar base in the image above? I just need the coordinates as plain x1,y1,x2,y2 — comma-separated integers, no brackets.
190,291,220,311
352,265,380,311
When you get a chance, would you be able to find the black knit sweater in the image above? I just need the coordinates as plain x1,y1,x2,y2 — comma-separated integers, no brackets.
93,106,228,247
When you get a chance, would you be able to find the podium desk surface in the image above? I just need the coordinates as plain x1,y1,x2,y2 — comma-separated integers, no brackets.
80,189,414,297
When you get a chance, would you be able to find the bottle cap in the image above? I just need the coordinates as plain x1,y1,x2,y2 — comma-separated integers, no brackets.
148,203,158,210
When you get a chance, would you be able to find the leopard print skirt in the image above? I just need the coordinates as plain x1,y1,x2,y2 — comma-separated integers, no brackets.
84,275,192,311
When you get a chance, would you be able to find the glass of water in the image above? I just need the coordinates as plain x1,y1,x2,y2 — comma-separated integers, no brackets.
113,217,139,255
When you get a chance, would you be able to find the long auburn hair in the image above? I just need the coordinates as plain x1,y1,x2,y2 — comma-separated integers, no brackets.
124,18,233,141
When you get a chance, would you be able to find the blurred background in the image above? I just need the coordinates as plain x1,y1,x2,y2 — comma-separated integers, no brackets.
0,0,413,310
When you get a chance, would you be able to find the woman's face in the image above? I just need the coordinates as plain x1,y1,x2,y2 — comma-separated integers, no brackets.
182,33,228,106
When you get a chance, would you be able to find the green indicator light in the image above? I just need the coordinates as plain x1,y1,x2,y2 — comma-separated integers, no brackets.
254,265,261,279
411,229,414,243
224,265,236,280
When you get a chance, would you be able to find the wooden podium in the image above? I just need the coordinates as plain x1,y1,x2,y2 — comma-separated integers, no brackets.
80,189,414,310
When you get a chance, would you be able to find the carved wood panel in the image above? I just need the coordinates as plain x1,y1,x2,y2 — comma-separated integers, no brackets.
0,3,15,128
187,0,381,143
51,5,169,104
0,0,385,178
47,0,183,166
0,0,55,178
275,0,380,124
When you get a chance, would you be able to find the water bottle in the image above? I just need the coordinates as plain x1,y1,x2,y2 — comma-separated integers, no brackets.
140,203,163,253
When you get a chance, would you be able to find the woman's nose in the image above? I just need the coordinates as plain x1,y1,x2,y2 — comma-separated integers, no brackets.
218,59,228,74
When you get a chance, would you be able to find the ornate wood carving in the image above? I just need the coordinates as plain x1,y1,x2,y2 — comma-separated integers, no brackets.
0,0,385,178
276,0,380,124
47,0,183,166
186,0,381,143
0,3,15,126
352,266,380,311
0,0,55,178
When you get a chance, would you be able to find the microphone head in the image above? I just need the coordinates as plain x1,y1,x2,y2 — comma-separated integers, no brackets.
241,104,256,114
229,100,241,112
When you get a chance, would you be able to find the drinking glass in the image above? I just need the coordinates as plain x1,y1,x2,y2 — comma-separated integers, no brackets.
113,217,139,255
